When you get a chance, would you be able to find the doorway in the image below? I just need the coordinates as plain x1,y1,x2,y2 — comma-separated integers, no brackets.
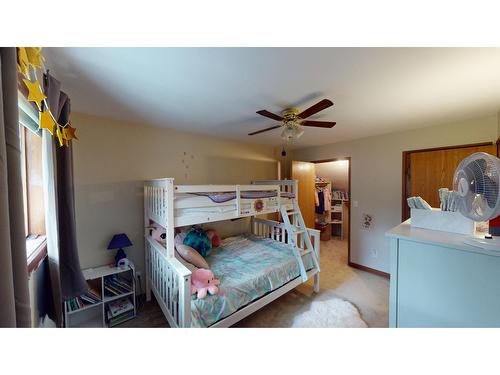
292,157,351,264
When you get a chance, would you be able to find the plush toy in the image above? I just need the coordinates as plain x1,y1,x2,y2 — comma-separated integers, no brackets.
205,229,222,248
184,227,211,257
191,268,220,299
175,234,209,268
150,222,166,244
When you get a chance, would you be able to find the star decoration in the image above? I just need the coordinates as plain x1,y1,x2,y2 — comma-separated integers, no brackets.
56,125,65,147
17,47,78,147
63,124,78,141
17,48,30,77
23,79,46,110
39,110,55,135
25,47,44,68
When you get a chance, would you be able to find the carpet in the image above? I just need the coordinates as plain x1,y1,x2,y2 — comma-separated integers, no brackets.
291,294,368,328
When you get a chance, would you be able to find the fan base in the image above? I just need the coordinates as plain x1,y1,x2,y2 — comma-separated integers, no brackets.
464,236,500,251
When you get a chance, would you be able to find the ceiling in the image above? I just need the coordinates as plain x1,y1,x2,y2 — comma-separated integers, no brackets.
44,48,500,148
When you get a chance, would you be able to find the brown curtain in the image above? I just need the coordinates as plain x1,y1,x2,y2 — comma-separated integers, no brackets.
44,72,87,302
0,47,31,327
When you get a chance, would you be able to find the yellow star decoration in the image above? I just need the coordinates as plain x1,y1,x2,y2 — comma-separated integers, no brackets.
23,79,46,111
25,47,45,68
63,124,78,141
56,125,65,147
39,110,55,135
17,47,30,77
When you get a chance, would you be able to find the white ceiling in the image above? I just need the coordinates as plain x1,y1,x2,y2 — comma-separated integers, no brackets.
44,48,500,148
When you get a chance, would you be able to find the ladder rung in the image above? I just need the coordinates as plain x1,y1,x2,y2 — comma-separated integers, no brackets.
300,248,312,255
293,229,305,235
286,210,299,215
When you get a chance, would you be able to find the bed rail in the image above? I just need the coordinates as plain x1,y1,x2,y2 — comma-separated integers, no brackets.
252,218,320,255
253,179,298,197
145,178,282,228
145,236,191,328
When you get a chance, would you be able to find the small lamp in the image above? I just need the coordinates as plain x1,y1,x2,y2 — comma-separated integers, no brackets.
107,233,133,265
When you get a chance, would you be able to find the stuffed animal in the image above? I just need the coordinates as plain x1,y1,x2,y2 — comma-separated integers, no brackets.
205,229,222,248
150,222,166,244
184,227,211,257
191,268,220,299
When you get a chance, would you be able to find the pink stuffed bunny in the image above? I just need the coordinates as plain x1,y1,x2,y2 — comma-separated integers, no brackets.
191,269,220,299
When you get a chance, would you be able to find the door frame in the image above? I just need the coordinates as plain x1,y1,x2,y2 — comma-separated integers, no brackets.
401,141,496,221
311,157,352,266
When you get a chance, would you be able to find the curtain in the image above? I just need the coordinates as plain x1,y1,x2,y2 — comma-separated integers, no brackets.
42,128,62,325
44,72,87,302
0,47,31,327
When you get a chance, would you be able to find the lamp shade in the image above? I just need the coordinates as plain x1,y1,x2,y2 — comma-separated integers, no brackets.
107,233,133,250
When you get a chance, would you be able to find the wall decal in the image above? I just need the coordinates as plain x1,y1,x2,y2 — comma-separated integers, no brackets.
361,213,373,230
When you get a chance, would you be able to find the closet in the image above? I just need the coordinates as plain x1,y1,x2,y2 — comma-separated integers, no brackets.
292,159,350,244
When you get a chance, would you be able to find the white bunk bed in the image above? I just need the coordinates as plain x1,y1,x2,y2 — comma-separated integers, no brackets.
143,179,320,327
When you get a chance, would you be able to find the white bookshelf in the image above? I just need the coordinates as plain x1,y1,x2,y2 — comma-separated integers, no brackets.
64,265,136,328
331,198,348,240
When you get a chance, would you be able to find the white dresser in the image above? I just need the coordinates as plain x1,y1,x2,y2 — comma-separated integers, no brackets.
386,221,500,327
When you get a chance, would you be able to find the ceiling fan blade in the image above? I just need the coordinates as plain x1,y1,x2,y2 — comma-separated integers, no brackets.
248,125,282,136
301,120,336,128
256,110,283,122
298,99,334,119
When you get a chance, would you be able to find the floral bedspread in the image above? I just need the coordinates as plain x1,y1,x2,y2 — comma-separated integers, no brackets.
190,234,314,327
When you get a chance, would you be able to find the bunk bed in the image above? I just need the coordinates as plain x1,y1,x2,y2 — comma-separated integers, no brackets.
143,179,320,327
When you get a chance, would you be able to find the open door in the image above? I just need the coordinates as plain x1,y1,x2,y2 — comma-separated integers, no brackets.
292,160,316,228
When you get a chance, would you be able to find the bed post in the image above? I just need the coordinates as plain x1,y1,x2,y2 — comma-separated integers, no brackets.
165,178,175,258
144,184,151,302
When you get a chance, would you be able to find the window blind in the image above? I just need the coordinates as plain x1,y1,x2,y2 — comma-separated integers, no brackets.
18,92,41,136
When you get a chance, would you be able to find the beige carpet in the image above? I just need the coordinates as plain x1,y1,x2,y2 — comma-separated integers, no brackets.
123,238,389,328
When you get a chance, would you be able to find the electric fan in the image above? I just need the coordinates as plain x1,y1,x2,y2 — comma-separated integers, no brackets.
453,152,500,250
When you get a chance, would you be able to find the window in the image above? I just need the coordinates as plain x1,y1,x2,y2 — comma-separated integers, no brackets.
18,94,47,271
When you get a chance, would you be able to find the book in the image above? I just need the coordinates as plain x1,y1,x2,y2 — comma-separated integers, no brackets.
106,280,130,294
107,297,134,318
108,310,134,327
104,285,122,296
80,293,99,304
88,287,102,300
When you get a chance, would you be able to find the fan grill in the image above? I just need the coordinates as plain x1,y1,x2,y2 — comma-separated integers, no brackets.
454,153,500,221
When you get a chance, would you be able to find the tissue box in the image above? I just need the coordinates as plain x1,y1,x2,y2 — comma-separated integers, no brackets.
410,208,475,235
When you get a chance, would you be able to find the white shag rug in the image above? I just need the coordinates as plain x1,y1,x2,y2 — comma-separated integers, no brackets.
291,296,368,328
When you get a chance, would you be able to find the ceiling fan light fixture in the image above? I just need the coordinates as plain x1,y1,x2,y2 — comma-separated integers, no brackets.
281,121,304,140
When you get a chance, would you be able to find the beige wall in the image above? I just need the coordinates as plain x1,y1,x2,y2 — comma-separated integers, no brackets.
293,115,499,273
72,113,278,278
315,160,349,191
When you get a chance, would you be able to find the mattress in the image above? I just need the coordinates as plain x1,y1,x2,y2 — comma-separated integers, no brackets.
175,191,295,208
190,234,314,327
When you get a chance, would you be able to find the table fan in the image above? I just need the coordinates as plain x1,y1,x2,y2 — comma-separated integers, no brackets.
453,152,500,250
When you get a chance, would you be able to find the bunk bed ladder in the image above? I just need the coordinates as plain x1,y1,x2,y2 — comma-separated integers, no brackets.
280,203,321,282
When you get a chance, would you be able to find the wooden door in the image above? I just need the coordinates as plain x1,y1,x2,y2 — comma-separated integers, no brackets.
292,161,316,228
403,143,497,220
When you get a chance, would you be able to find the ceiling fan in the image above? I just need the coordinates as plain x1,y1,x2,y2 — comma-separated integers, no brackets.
248,99,336,140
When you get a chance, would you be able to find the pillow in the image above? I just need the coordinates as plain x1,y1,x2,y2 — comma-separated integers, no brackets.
175,244,209,269
205,229,222,248
183,227,211,257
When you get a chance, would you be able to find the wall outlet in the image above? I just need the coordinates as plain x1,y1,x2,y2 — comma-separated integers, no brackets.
370,248,378,258
353,200,359,208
